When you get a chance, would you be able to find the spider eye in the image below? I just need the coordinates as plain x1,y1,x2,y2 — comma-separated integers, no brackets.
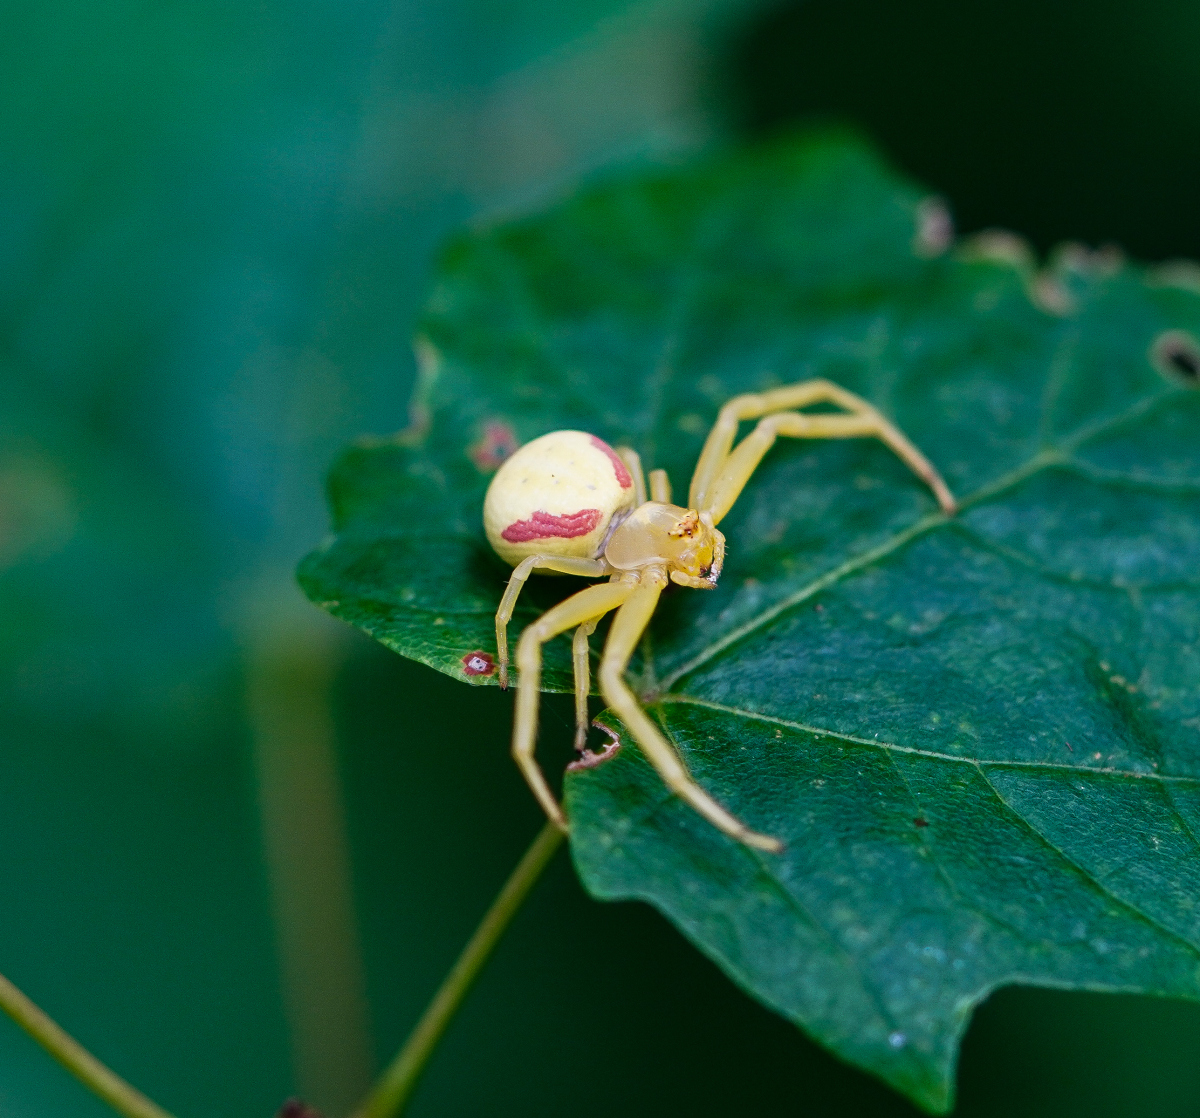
668,510,700,538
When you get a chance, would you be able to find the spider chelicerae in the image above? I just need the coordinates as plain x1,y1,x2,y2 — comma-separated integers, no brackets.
484,379,957,852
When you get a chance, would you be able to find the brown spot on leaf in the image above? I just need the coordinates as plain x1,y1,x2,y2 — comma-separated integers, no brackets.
912,196,953,257
914,818,929,828
1031,272,1075,316
462,651,495,676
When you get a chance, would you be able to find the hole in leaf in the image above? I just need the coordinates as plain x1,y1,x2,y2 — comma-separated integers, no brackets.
1150,329,1200,385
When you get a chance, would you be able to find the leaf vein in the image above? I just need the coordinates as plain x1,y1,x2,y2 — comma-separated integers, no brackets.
657,512,948,688
882,751,1036,945
1061,455,1200,494
971,765,1200,958
949,522,1195,594
1159,783,1200,858
655,695,1200,786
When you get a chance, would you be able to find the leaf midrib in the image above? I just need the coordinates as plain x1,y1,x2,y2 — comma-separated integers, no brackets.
656,385,1182,691
655,694,1200,785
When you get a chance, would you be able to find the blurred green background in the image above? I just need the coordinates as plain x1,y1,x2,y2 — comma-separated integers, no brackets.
3,1,1200,1116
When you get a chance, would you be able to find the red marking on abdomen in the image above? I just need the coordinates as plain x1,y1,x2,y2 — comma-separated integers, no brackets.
590,436,632,488
501,508,602,542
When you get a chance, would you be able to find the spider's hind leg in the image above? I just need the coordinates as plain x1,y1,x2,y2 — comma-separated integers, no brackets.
571,617,601,752
513,579,635,829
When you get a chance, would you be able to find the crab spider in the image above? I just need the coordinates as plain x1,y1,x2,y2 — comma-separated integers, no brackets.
484,379,957,852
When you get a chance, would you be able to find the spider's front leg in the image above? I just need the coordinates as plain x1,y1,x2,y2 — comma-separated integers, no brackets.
597,569,782,852
513,579,635,829
616,446,647,505
495,554,609,687
689,378,956,522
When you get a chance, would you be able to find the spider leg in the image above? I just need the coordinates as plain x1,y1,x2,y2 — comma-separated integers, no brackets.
688,378,956,517
648,468,672,504
616,447,647,505
703,409,955,524
597,570,782,852
495,554,609,687
514,579,636,830
571,616,602,751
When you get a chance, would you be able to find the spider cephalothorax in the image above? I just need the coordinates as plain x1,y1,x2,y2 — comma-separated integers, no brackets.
485,379,957,852
604,503,725,589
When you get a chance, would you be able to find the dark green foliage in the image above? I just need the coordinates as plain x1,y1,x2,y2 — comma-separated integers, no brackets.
299,132,1200,1111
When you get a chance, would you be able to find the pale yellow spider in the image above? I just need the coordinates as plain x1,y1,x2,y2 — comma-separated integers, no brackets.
484,379,957,852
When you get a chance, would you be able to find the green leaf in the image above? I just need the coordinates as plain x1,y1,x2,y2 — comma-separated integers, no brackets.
298,130,1200,1111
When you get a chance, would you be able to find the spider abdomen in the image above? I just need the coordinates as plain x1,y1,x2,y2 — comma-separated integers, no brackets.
484,430,637,567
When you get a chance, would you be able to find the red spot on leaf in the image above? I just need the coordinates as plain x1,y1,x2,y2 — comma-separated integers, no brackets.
469,421,518,472
914,817,929,828
277,1102,323,1118
501,508,602,542
462,651,495,676
590,435,632,488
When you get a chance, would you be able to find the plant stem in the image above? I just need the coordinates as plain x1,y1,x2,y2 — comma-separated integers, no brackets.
0,970,176,1118
350,821,565,1118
